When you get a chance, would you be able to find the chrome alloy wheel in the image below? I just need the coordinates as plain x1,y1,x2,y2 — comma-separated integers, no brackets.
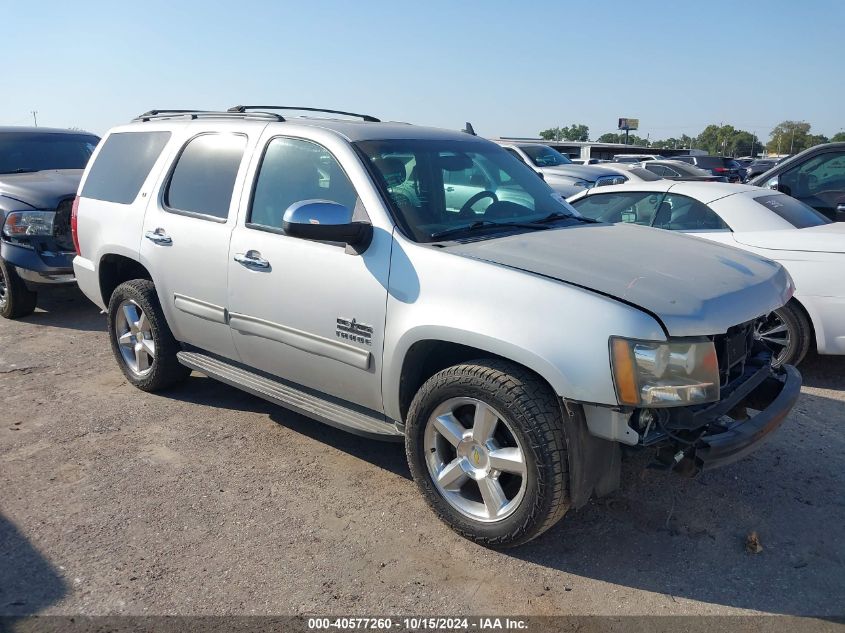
754,311,790,366
424,397,528,523
114,299,155,377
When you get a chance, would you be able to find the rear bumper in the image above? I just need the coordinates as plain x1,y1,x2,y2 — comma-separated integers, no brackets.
696,365,802,469
72,255,105,310
0,240,75,286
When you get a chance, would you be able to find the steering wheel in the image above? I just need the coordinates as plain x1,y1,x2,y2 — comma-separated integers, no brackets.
459,191,498,218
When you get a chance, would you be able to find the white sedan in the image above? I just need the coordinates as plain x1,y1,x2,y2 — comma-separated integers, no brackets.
567,181,845,366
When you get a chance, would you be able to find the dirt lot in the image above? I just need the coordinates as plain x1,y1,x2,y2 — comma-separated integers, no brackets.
2,287,844,618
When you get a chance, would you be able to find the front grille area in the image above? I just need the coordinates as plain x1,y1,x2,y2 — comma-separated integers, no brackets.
712,319,761,387
54,197,75,251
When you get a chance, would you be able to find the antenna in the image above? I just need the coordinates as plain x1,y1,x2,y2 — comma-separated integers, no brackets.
463,122,476,136
31,110,38,127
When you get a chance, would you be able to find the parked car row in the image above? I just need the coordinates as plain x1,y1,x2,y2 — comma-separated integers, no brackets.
0,110,836,548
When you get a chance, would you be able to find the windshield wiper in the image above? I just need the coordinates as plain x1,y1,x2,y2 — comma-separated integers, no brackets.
430,219,550,241
534,211,600,224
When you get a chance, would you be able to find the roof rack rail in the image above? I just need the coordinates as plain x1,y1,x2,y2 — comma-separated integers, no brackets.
227,105,380,123
133,109,284,122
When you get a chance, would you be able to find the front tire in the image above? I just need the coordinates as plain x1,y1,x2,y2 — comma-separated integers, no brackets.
756,301,811,367
0,258,37,319
406,359,570,548
107,279,190,391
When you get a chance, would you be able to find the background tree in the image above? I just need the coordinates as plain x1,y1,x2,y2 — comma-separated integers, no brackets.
767,121,827,155
832,131,845,143
596,132,648,145
539,123,590,142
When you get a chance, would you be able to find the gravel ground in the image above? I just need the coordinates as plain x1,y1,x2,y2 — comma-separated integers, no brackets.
1,287,844,618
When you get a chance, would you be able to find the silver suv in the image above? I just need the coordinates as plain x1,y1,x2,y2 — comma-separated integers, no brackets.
73,106,801,547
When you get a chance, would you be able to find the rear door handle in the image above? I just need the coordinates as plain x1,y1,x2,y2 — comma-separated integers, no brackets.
234,250,270,269
144,229,172,245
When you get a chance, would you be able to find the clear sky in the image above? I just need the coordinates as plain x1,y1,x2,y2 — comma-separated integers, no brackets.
5,0,844,141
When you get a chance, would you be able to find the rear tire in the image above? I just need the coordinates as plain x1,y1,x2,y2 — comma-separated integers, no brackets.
757,301,811,367
0,258,38,319
405,359,570,548
107,279,190,391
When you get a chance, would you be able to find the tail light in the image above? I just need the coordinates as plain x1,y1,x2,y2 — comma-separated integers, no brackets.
712,167,729,173
71,196,81,256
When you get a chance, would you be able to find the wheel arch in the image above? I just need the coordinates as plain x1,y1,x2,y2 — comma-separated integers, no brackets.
391,333,574,424
98,254,152,307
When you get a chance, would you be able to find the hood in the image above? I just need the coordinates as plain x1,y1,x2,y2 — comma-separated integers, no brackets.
540,164,618,181
733,223,845,254
446,223,791,337
0,169,83,209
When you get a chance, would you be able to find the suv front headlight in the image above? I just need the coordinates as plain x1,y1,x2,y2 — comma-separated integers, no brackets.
2,210,56,237
610,337,720,407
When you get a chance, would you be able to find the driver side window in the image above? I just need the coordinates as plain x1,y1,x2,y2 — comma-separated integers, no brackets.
249,137,358,230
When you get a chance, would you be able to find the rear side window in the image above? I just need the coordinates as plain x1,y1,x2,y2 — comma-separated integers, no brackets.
165,133,247,220
82,132,170,203
753,194,831,228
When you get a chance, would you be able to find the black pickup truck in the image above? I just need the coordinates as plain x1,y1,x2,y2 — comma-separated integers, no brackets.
0,127,99,318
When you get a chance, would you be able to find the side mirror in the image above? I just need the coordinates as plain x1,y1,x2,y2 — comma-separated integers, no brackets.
282,200,373,252
835,204,845,222
764,175,779,191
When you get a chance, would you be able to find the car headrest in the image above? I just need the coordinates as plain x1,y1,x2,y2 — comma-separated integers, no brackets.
374,158,407,188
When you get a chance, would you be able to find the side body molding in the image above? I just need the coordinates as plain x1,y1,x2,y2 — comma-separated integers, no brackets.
228,311,372,371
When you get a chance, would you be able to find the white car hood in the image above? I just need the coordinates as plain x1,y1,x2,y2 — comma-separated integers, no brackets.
733,223,845,254
447,222,792,337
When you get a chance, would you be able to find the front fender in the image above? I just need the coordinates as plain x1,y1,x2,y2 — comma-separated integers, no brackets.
381,238,667,421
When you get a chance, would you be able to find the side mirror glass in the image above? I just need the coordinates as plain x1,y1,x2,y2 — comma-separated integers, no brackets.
764,175,779,190
282,200,373,251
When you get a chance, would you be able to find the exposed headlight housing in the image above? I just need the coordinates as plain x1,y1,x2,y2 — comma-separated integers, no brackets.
610,337,720,407
2,210,56,237
571,179,591,188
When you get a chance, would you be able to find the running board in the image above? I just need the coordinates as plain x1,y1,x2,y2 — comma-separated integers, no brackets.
177,351,403,441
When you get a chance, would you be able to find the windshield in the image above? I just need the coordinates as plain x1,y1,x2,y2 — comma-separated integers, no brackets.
0,132,99,174
356,139,581,242
520,145,572,167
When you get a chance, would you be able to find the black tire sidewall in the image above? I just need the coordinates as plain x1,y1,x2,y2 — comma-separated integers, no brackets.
772,302,811,367
0,258,37,319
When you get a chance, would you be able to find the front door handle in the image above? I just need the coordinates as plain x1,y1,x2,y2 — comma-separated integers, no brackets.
446,186,455,192
144,228,172,245
234,250,270,269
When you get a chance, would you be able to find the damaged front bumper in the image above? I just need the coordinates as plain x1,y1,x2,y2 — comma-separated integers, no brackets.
693,364,801,469
650,361,802,472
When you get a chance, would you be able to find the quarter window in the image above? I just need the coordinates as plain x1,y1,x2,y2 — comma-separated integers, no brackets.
249,138,358,230
81,131,170,204
165,133,247,220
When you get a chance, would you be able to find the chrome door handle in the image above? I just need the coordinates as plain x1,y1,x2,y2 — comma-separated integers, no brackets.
145,229,172,245
234,250,270,269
